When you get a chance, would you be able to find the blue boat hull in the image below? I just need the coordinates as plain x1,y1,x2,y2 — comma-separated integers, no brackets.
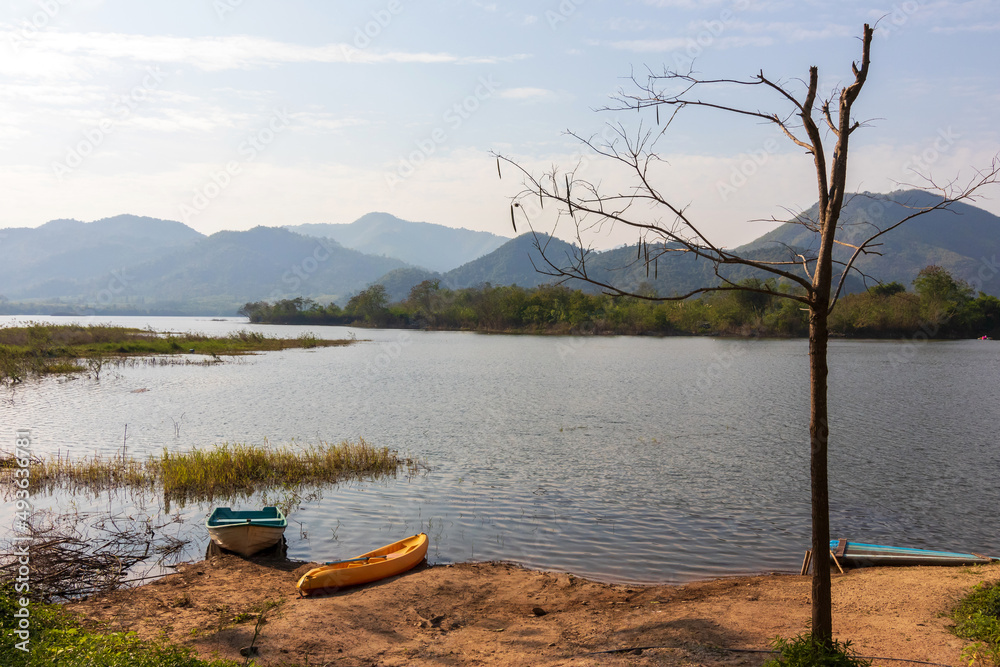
830,539,994,567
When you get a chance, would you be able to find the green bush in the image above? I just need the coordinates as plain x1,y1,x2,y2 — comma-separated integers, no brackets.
296,332,319,348
238,265,992,338
951,581,1000,665
0,585,241,666
762,633,872,667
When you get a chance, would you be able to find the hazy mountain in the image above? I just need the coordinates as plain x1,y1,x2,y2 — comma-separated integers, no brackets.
0,214,203,299
442,233,581,289
3,190,996,316
368,190,998,300
287,212,509,273
358,234,580,301
579,190,997,297
367,232,862,302
103,227,408,310
738,190,1000,293
1,219,407,313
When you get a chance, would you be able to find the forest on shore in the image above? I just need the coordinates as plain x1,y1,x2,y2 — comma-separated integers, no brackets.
239,265,1000,339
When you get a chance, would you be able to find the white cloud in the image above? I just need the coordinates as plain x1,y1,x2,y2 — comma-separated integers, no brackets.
609,35,773,52
500,87,558,101
123,106,243,133
467,1,498,11
725,20,855,42
607,17,661,32
639,0,725,7
0,82,105,107
0,27,526,75
288,112,370,133
931,22,1000,33
606,19,854,53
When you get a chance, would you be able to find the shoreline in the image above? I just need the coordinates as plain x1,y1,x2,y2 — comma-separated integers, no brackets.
246,320,983,341
1,313,988,343
65,554,1000,666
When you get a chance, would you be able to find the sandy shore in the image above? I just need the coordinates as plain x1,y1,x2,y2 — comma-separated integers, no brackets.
66,555,1000,666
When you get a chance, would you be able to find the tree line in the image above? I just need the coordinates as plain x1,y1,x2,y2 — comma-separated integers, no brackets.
238,265,999,339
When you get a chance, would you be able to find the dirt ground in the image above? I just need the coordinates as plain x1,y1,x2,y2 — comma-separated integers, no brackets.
67,553,1000,667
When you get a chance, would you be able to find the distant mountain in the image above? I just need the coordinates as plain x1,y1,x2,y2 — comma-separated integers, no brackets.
3,191,996,317
365,231,866,302
367,190,999,301
356,234,580,301
442,233,581,289
287,212,509,273
0,218,408,314
121,227,407,307
0,215,203,299
738,190,1000,293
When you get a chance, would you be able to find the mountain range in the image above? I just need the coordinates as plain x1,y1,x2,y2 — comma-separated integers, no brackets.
0,191,997,315
286,212,507,273
741,190,1000,290
371,190,999,301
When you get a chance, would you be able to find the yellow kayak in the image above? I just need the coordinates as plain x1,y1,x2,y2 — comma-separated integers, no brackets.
296,533,428,595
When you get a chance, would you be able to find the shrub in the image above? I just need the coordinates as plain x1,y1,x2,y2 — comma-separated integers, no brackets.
0,585,240,667
951,581,1000,666
762,633,872,667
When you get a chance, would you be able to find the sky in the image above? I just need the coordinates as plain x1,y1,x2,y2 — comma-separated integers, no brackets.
0,0,998,249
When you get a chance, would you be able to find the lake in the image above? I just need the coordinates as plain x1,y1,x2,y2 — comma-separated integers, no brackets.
2,315,999,584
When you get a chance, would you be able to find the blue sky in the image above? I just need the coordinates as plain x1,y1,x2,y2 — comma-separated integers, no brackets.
1,0,997,248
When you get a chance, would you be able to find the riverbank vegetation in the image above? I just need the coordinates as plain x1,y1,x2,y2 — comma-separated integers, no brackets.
763,633,872,666
0,440,413,608
241,265,1000,339
0,584,241,667
950,580,1000,665
21,439,414,507
0,323,353,385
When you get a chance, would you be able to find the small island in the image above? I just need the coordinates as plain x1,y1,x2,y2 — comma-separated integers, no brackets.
0,323,354,386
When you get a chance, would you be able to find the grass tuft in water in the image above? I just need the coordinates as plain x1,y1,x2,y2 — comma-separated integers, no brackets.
33,452,153,495
157,439,406,500
20,439,415,507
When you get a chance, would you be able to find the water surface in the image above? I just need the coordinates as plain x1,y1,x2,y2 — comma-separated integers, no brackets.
2,316,998,583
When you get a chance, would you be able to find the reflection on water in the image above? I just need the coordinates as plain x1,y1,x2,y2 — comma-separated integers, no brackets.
2,316,999,583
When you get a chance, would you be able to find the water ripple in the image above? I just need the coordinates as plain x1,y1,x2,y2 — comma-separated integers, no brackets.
2,317,999,583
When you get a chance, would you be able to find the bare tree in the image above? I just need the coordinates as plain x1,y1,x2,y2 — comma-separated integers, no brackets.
497,23,999,644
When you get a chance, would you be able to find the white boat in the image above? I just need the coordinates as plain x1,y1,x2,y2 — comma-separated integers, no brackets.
206,506,287,557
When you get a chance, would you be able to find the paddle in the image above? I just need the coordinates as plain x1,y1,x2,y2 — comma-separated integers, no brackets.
321,552,407,566
321,556,387,566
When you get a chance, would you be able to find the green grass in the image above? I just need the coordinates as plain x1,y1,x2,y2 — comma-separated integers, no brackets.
762,633,872,667
41,361,87,374
32,451,153,494
0,323,355,385
951,581,1000,666
0,584,242,667
26,439,416,506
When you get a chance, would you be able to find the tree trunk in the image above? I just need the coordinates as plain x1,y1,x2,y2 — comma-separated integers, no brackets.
809,304,832,643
